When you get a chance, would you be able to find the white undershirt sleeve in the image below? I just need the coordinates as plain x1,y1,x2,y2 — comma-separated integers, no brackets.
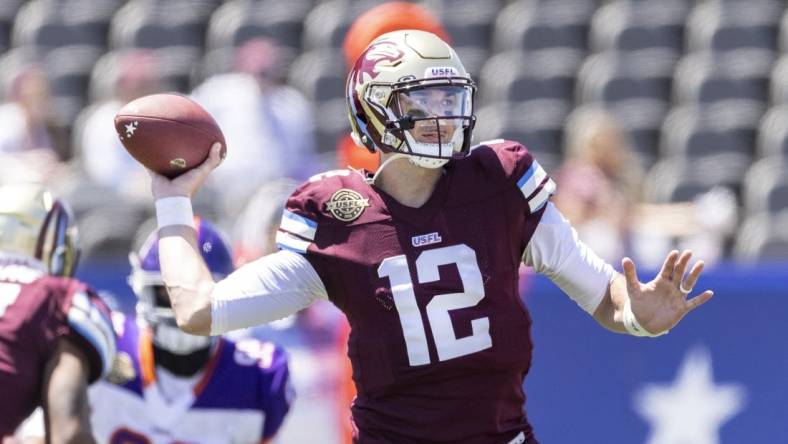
523,202,618,314
210,250,328,335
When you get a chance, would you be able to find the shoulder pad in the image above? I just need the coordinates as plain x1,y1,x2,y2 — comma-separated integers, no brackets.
465,139,556,212
276,168,382,252
66,286,117,382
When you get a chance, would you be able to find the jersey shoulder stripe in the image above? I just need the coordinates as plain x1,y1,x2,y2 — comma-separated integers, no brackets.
527,178,556,212
279,209,317,241
275,230,312,254
67,291,117,379
510,153,556,214
517,160,547,198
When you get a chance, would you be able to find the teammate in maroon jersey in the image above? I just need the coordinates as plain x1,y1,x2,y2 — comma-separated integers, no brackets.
147,30,714,444
0,184,115,442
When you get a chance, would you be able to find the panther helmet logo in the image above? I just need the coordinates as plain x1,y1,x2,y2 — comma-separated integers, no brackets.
356,40,405,83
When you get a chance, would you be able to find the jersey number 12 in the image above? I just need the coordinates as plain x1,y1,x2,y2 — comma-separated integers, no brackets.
378,244,492,366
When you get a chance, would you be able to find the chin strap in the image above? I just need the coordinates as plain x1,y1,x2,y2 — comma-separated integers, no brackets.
366,153,408,185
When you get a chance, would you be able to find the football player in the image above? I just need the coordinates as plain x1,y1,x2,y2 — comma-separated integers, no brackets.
87,219,292,443
0,184,115,443
147,31,714,444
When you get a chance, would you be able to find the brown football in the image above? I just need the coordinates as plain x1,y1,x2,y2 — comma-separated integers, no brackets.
114,93,226,178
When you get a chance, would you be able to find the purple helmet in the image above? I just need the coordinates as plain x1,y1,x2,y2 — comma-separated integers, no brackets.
129,217,233,356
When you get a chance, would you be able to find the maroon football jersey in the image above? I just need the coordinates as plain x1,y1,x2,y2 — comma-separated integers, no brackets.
0,256,115,435
277,140,555,444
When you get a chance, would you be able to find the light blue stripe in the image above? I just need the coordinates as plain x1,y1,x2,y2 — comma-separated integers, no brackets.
283,210,317,229
516,161,539,189
277,242,305,254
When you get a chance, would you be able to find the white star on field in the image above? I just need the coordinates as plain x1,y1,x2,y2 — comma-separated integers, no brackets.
634,347,747,444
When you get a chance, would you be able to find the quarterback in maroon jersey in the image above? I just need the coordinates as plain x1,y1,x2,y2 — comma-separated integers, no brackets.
0,184,115,442
147,30,714,444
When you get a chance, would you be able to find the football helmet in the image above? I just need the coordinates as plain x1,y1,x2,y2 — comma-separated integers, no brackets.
346,29,476,169
129,218,233,368
0,183,79,277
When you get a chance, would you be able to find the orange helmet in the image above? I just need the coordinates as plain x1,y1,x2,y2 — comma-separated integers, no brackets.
343,2,450,68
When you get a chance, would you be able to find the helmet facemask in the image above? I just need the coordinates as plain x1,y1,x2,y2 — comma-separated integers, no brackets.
346,30,478,171
367,78,476,169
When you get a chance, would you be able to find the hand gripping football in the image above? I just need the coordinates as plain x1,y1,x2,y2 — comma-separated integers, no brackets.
114,93,226,178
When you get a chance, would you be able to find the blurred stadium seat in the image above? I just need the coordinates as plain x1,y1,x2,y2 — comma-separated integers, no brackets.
590,0,687,55
769,54,788,104
480,49,579,106
206,0,311,51
475,100,569,172
735,210,788,261
12,0,120,48
492,0,596,55
686,0,781,54
660,106,754,191
757,106,788,158
0,0,24,54
743,156,788,215
302,0,391,51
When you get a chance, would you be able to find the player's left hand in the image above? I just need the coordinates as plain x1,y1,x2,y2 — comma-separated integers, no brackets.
622,250,714,334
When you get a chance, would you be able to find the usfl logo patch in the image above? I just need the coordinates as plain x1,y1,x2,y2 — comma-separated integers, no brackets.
325,189,370,222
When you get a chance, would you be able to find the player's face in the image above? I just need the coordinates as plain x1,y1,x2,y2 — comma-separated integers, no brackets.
396,86,468,145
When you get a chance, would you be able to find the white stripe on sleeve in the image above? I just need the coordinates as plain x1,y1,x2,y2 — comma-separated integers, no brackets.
523,202,617,314
275,230,312,253
527,178,556,213
210,250,328,335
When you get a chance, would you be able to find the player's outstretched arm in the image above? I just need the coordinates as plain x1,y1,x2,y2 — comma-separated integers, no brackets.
150,144,223,335
593,250,714,336
41,339,95,444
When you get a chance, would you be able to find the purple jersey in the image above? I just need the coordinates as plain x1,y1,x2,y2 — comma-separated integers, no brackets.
88,312,292,443
277,141,555,444
0,256,114,435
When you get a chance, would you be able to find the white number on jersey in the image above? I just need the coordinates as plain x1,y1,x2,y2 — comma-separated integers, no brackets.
0,282,21,317
308,169,350,183
234,339,276,369
378,244,492,366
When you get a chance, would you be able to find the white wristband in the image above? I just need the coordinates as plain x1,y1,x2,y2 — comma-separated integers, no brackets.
622,298,667,337
155,197,195,229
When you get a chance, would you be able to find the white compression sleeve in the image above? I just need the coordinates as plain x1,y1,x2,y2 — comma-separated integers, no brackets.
210,250,328,335
523,202,617,314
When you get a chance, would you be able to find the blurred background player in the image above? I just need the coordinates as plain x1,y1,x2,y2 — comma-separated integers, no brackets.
87,217,291,443
191,37,322,218
0,65,65,185
77,50,163,198
0,183,115,443
553,106,738,267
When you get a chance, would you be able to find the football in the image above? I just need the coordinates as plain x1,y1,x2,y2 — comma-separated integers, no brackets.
114,93,226,178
